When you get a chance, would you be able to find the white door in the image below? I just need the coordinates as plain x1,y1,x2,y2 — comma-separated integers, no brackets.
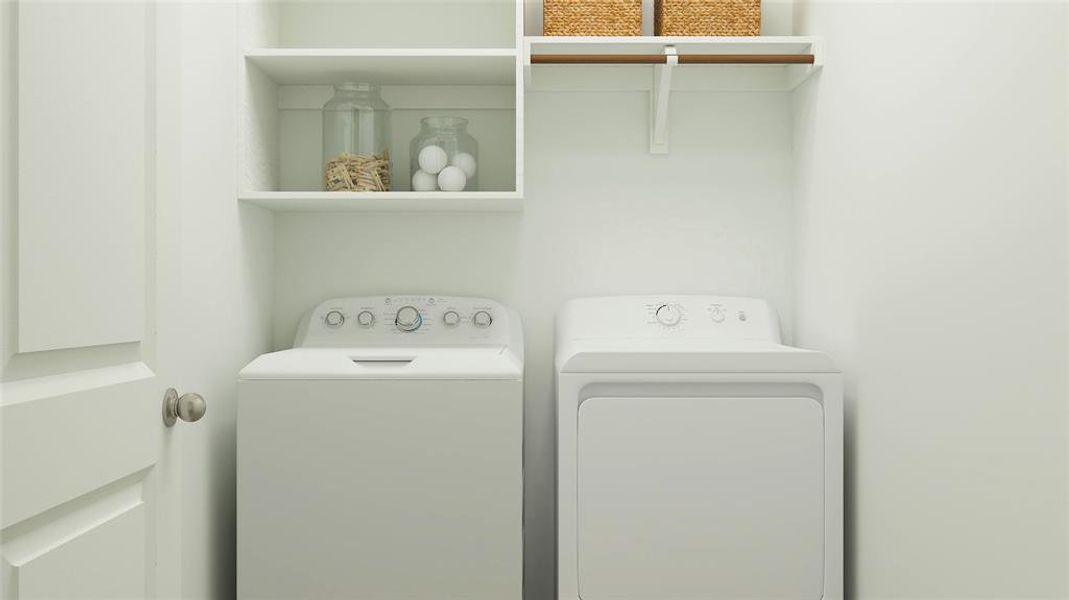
1,2,193,597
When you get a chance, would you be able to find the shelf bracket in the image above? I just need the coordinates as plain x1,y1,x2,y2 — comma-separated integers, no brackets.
650,45,677,154
785,37,824,89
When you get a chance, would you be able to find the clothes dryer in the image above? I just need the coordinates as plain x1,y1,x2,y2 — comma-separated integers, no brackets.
556,295,842,600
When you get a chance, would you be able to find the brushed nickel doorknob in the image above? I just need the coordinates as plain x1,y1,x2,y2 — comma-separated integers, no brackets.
163,388,207,427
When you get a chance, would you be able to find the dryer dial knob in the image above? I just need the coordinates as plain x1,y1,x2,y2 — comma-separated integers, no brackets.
655,304,682,327
472,310,493,328
324,310,345,328
709,305,726,323
395,305,423,332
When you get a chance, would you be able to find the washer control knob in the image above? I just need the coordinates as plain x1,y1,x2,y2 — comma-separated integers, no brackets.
442,310,461,327
356,310,375,328
324,310,345,328
472,310,493,328
655,304,682,327
395,305,423,332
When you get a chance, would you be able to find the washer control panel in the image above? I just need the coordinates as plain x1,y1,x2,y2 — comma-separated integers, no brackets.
297,295,511,347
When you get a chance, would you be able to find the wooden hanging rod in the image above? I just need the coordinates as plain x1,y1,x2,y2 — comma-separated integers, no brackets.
530,53,815,65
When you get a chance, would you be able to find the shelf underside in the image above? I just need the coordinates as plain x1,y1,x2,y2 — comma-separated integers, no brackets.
246,49,518,85
239,191,524,213
525,36,817,56
531,54,813,64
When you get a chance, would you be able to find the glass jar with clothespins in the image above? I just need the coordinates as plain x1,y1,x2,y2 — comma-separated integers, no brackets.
322,83,391,192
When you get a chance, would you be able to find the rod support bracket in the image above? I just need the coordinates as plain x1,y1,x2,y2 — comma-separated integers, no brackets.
650,46,677,154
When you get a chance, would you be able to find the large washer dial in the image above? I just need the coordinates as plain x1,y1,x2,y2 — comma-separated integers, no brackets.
324,310,345,328
655,304,682,327
394,305,423,332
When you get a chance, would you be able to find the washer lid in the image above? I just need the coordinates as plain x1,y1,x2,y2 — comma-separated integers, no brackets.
242,295,524,380
239,346,522,380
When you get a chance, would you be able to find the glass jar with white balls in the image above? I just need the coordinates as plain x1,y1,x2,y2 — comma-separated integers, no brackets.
409,116,478,192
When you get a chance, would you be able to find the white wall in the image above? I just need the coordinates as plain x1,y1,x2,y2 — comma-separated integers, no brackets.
272,89,796,599
172,5,275,598
792,2,1068,598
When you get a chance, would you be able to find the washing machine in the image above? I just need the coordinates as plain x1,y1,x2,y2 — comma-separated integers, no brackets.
556,295,842,600
238,295,523,600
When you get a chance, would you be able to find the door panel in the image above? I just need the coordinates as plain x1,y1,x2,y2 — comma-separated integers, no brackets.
1,2,177,598
15,0,149,353
577,396,825,600
2,475,149,600
1,367,155,528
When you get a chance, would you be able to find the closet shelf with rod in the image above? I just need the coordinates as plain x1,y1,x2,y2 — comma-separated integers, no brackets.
524,36,823,153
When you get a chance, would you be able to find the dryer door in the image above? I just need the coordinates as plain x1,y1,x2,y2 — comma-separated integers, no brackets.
577,396,824,600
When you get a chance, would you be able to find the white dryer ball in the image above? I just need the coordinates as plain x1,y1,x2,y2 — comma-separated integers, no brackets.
450,152,477,178
436,166,468,192
411,169,438,192
417,145,448,175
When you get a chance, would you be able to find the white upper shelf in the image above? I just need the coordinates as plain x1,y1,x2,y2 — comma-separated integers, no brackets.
239,191,524,213
246,48,519,86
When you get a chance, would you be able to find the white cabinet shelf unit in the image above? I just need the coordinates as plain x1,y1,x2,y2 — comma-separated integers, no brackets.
238,1,525,213
237,1,824,206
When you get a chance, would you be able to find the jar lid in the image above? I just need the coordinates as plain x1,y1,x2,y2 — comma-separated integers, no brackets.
420,116,469,130
334,82,381,93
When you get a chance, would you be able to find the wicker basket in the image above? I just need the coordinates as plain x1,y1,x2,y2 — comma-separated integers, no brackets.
543,0,642,36
655,0,761,36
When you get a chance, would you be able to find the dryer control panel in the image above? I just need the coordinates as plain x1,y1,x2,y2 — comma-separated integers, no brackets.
561,295,782,342
295,295,515,347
